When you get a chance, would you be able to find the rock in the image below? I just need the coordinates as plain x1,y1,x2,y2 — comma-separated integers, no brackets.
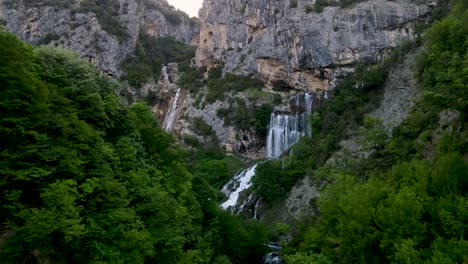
0,0,199,77
372,51,420,132
195,0,436,91
284,176,322,218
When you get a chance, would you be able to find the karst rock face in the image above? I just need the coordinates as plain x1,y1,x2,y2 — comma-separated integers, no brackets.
195,0,436,92
0,0,199,77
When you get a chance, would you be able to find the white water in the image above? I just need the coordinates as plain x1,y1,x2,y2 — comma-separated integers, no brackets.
162,88,181,132
162,66,170,83
221,164,258,211
266,93,314,159
220,93,315,216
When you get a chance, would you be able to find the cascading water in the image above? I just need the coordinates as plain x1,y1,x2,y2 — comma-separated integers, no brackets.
162,88,181,132
219,93,315,264
266,93,314,159
221,93,315,213
221,164,258,211
162,65,170,83
220,94,315,214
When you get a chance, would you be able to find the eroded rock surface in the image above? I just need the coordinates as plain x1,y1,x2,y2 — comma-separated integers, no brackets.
196,0,436,91
0,0,199,77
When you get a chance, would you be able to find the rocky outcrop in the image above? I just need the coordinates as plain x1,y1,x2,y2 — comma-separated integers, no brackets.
196,0,437,92
372,51,420,132
175,92,267,159
0,0,199,77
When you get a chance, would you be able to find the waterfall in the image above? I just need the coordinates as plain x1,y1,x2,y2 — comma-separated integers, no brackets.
162,65,170,83
220,93,315,215
266,93,314,159
162,88,181,132
221,164,258,211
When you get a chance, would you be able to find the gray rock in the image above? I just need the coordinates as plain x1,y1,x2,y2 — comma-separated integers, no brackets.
0,0,199,77
196,0,437,92
372,51,420,132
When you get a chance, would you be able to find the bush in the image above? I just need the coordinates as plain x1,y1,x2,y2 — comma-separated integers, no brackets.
305,5,314,14
416,2,468,112
254,103,274,136
121,34,195,88
193,117,216,139
39,33,60,45
290,0,298,8
178,67,205,93
205,69,264,103
79,0,129,41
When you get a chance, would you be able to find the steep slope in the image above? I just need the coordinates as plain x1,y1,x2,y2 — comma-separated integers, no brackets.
0,0,199,77
0,29,270,264
196,0,437,91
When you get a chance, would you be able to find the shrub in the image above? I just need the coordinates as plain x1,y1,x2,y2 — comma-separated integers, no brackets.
290,0,298,8
121,34,195,88
305,5,314,14
79,0,129,41
39,33,60,45
193,117,216,139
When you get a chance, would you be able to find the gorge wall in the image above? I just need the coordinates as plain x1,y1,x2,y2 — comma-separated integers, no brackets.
196,0,436,92
0,0,199,77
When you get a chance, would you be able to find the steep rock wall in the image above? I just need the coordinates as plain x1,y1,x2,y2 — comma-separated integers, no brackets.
196,0,436,92
0,0,199,77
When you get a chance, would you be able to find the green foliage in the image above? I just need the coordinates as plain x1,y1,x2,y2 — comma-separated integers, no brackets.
5,0,75,8
178,66,205,93
0,31,267,263
251,64,388,203
252,160,305,203
79,0,129,41
313,0,326,13
285,253,333,264
290,0,298,8
292,151,468,263
358,116,388,152
142,0,190,25
305,5,315,14
193,117,217,140
122,33,195,88
39,33,60,45
254,103,274,136
218,98,273,136
416,2,468,112
281,4,468,263
204,66,264,103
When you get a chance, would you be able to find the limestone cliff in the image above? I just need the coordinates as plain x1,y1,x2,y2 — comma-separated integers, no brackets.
195,0,437,92
0,0,199,77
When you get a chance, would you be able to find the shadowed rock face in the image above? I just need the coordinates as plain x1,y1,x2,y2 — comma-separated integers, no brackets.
196,0,436,92
0,0,199,77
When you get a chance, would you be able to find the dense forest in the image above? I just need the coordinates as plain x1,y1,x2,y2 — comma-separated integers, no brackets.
0,27,270,263
0,0,467,264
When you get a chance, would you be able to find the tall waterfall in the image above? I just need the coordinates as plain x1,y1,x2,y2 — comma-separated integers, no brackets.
266,93,313,159
220,93,315,217
162,88,181,132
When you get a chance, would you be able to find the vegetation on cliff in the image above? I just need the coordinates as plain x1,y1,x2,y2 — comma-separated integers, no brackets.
264,2,467,263
0,28,268,263
121,33,195,88
0,0,467,263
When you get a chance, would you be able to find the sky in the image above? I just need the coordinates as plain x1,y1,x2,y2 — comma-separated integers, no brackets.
167,0,204,18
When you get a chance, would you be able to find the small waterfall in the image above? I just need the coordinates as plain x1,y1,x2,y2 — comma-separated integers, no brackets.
266,93,314,159
162,65,170,83
221,164,258,211
162,88,181,132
